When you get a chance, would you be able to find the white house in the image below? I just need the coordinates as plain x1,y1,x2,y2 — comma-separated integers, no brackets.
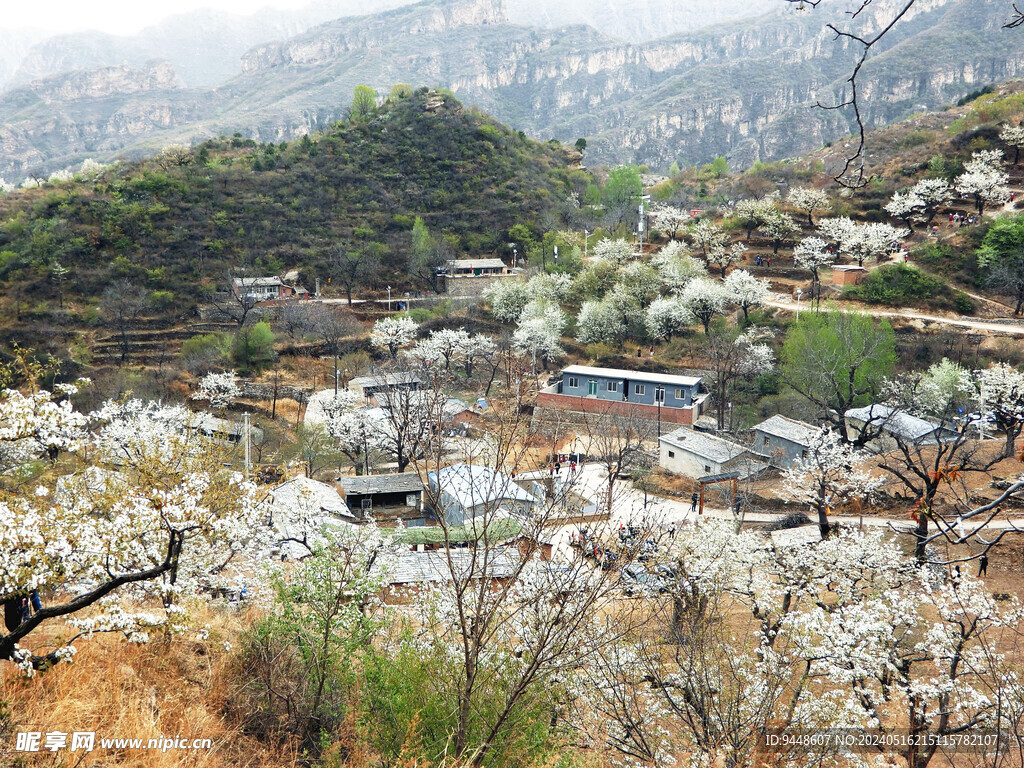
658,428,765,479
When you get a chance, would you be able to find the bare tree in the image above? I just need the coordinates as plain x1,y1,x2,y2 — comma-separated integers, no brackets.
101,280,149,362
410,385,654,766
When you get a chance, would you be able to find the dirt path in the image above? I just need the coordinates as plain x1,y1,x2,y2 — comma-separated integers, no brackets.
766,295,1024,336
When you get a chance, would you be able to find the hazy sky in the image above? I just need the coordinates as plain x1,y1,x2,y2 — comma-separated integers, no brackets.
3,0,313,36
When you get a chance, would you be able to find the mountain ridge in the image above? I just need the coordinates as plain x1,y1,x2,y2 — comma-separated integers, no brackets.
2,0,1023,179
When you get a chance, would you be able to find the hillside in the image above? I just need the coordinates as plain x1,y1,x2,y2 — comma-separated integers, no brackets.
4,0,1024,178
0,89,580,355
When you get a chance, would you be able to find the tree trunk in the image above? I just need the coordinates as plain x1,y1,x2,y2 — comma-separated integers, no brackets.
914,514,929,563
816,504,831,539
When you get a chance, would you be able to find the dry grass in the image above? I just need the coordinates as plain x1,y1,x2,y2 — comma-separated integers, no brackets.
1,603,296,768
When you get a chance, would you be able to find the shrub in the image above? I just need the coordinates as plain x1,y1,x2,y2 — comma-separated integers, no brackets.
845,264,952,309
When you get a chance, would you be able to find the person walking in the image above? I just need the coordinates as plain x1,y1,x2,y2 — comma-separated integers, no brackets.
690,492,698,514
979,554,989,576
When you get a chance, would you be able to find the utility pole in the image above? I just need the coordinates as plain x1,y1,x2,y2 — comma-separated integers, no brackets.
334,354,339,396
243,413,251,475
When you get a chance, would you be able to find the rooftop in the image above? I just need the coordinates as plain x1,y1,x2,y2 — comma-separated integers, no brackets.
350,371,424,389
561,365,702,387
383,547,521,585
340,472,423,496
270,476,353,520
660,428,751,464
232,276,283,287
752,415,820,446
845,404,951,442
429,463,538,510
397,518,524,546
448,258,507,270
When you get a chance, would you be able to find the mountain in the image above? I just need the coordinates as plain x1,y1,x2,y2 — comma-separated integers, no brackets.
0,89,580,351
1,0,415,91
0,0,775,93
2,0,1024,179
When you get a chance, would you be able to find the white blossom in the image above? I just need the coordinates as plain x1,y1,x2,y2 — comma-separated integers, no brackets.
370,316,419,359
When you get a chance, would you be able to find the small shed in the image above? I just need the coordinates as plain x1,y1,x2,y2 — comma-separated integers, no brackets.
659,428,765,480
338,472,425,522
832,265,868,286
349,371,424,401
750,415,819,467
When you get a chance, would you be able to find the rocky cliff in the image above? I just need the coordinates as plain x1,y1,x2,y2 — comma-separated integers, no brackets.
2,0,1023,179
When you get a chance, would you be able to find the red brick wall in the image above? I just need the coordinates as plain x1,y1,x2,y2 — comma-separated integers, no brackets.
535,392,695,425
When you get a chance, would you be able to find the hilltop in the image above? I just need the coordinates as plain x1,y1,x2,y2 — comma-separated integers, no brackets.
0,88,581,357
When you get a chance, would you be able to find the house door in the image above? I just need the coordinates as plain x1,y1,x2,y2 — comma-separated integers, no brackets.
655,387,665,403
587,380,598,395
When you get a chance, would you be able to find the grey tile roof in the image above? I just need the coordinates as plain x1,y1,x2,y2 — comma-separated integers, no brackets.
350,371,424,389
659,428,750,464
448,258,507,269
429,463,537,510
384,548,521,585
340,472,423,496
844,404,950,442
752,415,819,446
270,477,354,519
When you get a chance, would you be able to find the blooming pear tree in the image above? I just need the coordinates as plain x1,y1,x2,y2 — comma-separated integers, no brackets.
734,192,780,240
651,240,707,292
758,209,800,255
956,150,1011,215
793,235,836,302
787,186,831,226
708,241,747,278
592,237,636,261
1001,123,1024,165
370,316,419,360
483,280,531,323
513,299,567,370
885,187,925,231
687,218,729,261
976,361,1024,458
576,298,627,346
191,370,241,410
410,328,474,371
723,268,769,321
320,390,381,474
644,296,693,341
0,392,266,672
651,203,689,240
678,277,728,334
782,427,881,536
841,221,908,267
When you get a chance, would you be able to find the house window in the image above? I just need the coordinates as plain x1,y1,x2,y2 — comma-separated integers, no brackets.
587,380,598,395
667,450,675,458
655,387,665,403
635,384,646,396
801,450,808,459
606,381,619,393
764,437,771,447
704,465,711,473
568,376,579,388
675,388,684,399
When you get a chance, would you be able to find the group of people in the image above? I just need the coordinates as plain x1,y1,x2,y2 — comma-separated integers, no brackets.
948,212,979,227
754,256,772,267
